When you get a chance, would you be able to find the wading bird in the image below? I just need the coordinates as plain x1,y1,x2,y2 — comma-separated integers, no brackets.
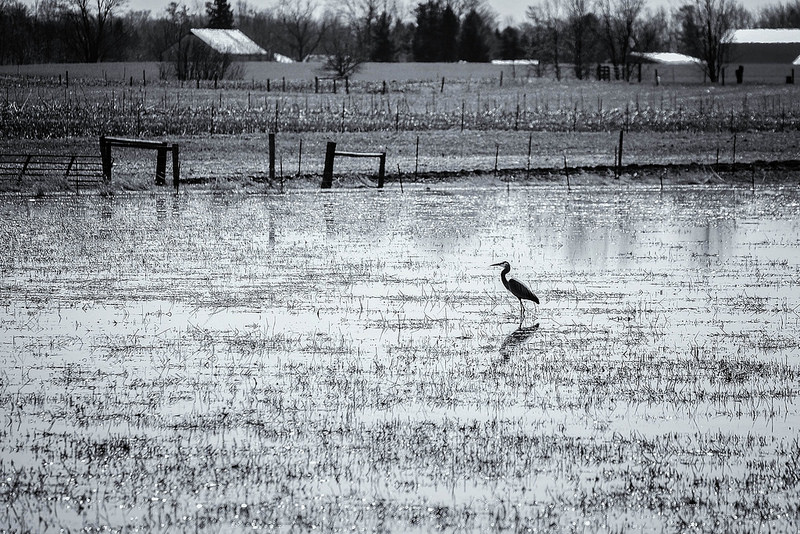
491,261,539,326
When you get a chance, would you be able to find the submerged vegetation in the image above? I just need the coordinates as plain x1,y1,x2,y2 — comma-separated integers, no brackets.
1,186,800,531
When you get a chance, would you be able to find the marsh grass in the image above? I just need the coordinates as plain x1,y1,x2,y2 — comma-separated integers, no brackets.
2,74,799,139
1,185,800,531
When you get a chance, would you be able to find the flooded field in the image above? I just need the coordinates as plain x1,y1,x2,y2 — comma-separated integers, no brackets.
2,183,800,532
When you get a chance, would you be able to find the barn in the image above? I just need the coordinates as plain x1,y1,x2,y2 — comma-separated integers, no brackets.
722,29,800,83
628,51,705,84
722,29,800,63
165,28,271,80
186,29,269,60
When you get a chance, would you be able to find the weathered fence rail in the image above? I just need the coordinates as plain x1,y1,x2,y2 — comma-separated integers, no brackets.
321,141,386,189
100,135,179,188
0,153,104,189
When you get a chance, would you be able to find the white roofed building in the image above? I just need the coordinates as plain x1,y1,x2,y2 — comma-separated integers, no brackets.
165,28,272,80
628,52,703,65
189,29,269,58
722,29,800,64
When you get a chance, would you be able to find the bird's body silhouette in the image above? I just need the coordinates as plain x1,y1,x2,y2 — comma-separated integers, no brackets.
491,261,539,326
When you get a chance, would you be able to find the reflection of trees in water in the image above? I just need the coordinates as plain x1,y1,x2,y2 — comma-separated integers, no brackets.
324,200,335,238
555,191,740,271
269,209,276,248
700,220,735,264
100,197,114,221
563,206,633,269
320,195,394,242
156,196,167,222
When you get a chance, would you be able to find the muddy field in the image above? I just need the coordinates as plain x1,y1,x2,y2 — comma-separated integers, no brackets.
1,183,800,531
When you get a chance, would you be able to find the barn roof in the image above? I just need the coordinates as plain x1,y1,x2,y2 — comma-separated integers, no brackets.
190,29,268,55
629,52,702,65
723,28,800,44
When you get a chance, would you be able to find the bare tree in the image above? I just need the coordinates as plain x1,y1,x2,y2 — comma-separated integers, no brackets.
321,13,362,77
597,0,644,80
527,0,566,80
565,0,597,79
0,0,33,64
235,2,283,56
339,0,378,53
161,2,193,77
637,7,671,52
677,0,750,83
757,0,800,27
451,0,495,19
65,0,128,61
278,0,325,61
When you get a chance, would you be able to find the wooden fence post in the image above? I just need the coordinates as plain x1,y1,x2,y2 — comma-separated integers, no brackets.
414,136,419,178
268,132,276,181
526,133,532,179
100,136,112,181
378,153,385,188
297,139,303,176
172,144,180,191
155,143,167,185
321,141,336,188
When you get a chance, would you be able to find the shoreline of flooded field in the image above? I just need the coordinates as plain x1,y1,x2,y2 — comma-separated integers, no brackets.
2,184,800,532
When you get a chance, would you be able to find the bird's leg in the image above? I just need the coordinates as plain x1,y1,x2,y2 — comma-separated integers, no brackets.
519,299,525,327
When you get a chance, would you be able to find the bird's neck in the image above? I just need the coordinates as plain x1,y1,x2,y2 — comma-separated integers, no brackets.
500,265,511,287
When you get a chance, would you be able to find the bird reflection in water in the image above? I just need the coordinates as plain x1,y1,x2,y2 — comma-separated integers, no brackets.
498,323,540,360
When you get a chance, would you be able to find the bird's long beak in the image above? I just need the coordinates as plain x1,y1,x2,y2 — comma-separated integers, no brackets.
490,262,504,267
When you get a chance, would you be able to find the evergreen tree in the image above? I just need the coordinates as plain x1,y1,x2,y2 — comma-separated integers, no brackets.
370,10,394,61
498,26,524,60
413,1,459,62
206,0,234,29
440,4,459,61
458,8,490,61
412,1,440,61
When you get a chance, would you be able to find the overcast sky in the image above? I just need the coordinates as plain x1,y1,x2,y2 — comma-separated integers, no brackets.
105,0,781,23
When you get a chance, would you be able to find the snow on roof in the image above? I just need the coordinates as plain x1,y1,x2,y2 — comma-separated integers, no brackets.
273,53,294,63
723,28,800,44
491,59,540,66
795,54,800,66
190,29,268,55
630,52,702,65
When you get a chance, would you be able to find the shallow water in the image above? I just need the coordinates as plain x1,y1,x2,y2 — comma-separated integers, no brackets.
2,184,800,531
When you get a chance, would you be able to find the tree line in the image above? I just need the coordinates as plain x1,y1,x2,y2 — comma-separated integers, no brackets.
1,0,798,82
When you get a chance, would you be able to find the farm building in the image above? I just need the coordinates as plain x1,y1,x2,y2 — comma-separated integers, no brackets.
628,51,705,84
721,29,800,83
185,29,269,60
722,29,800,63
165,29,276,80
